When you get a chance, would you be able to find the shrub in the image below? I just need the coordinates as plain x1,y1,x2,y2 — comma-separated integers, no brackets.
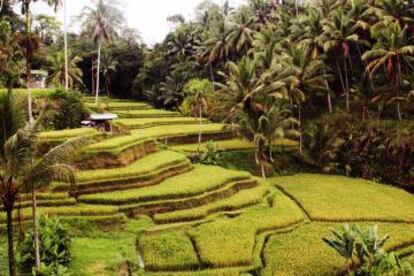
190,140,221,165
37,262,71,276
323,224,412,275
303,114,414,191
20,216,71,274
46,88,89,130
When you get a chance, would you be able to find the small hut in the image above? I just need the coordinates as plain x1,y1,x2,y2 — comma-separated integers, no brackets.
29,70,48,88
81,113,118,133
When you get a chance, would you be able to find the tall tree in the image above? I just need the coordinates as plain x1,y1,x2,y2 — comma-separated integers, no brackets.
227,6,255,57
319,8,365,112
0,91,25,276
80,0,123,103
182,79,213,152
100,51,118,96
285,42,332,153
48,50,83,88
363,20,414,120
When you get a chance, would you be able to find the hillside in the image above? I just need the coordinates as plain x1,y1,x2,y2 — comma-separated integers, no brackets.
1,97,413,276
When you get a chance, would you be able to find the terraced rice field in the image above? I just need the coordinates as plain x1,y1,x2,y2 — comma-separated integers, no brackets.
38,127,100,142
2,97,413,276
115,117,210,129
171,138,299,153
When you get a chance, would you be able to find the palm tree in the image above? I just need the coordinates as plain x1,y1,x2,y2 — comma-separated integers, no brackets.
16,0,35,123
166,25,200,61
362,20,414,120
15,0,61,122
319,8,366,112
285,42,332,153
158,73,185,110
0,90,25,276
182,79,213,152
25,130,80,273
43,0,67,89
198,21,230,69
81,0,118,104
248,0,275,25
217,58,293,177
291,8,334,113
100,51,118,96
1,120,80,274
48,50,83,88
369,0,414,28
227,7,255,58
251,24,284,71
92,1,110,104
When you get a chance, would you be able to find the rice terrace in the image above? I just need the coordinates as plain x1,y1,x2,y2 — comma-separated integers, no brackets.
0,0,414,276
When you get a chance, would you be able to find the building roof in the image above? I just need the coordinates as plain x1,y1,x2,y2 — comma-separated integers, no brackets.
88,113,118,121
31,70,48,76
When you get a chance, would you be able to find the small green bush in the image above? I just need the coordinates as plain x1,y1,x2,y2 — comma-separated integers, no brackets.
191,140,222,165
46,88,89,130
37,262,71,276
20,216,71,274
323,224,412,275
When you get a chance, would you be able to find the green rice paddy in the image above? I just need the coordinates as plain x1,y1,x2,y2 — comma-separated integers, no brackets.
2,98,413,275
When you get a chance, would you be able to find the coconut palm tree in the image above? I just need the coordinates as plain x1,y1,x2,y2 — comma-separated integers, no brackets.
0,90,25,276
363,20,414,120
14,0,61,122
100,51,118,96
43,0,66,89
0,119,80,275
158,73,186,110
285,42,332,153
48,50,83,88
248,0,275,25
198,21,230,69
15,0,35,123
217,57,294,177
81,0,119,104
182,79,213,152
25,130,80,273
227,6,255,57
319,8,367,112
92,1,110,104
369,0,414,28
293,8,334,113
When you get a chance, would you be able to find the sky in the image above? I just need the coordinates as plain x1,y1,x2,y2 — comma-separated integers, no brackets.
28,0,246,45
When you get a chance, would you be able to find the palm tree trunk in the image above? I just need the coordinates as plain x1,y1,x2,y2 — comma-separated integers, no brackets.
327,93,332,114
4,189,16,276
17,200,25,245
25,2,33,124
343,58,350,113
295,0,299,17
356,45,374,120
91,59,95,94
298,104,303,155
254,148,259,164
32,189,40,272
6,207,16,276
198,104,202,153
335,60,347,112
396,57,403,121
105,76,110,96
95,41,101,105
269,143,274,163
209,63,215,88
64,0,69,91
323,68,332,113
261,161,266,179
